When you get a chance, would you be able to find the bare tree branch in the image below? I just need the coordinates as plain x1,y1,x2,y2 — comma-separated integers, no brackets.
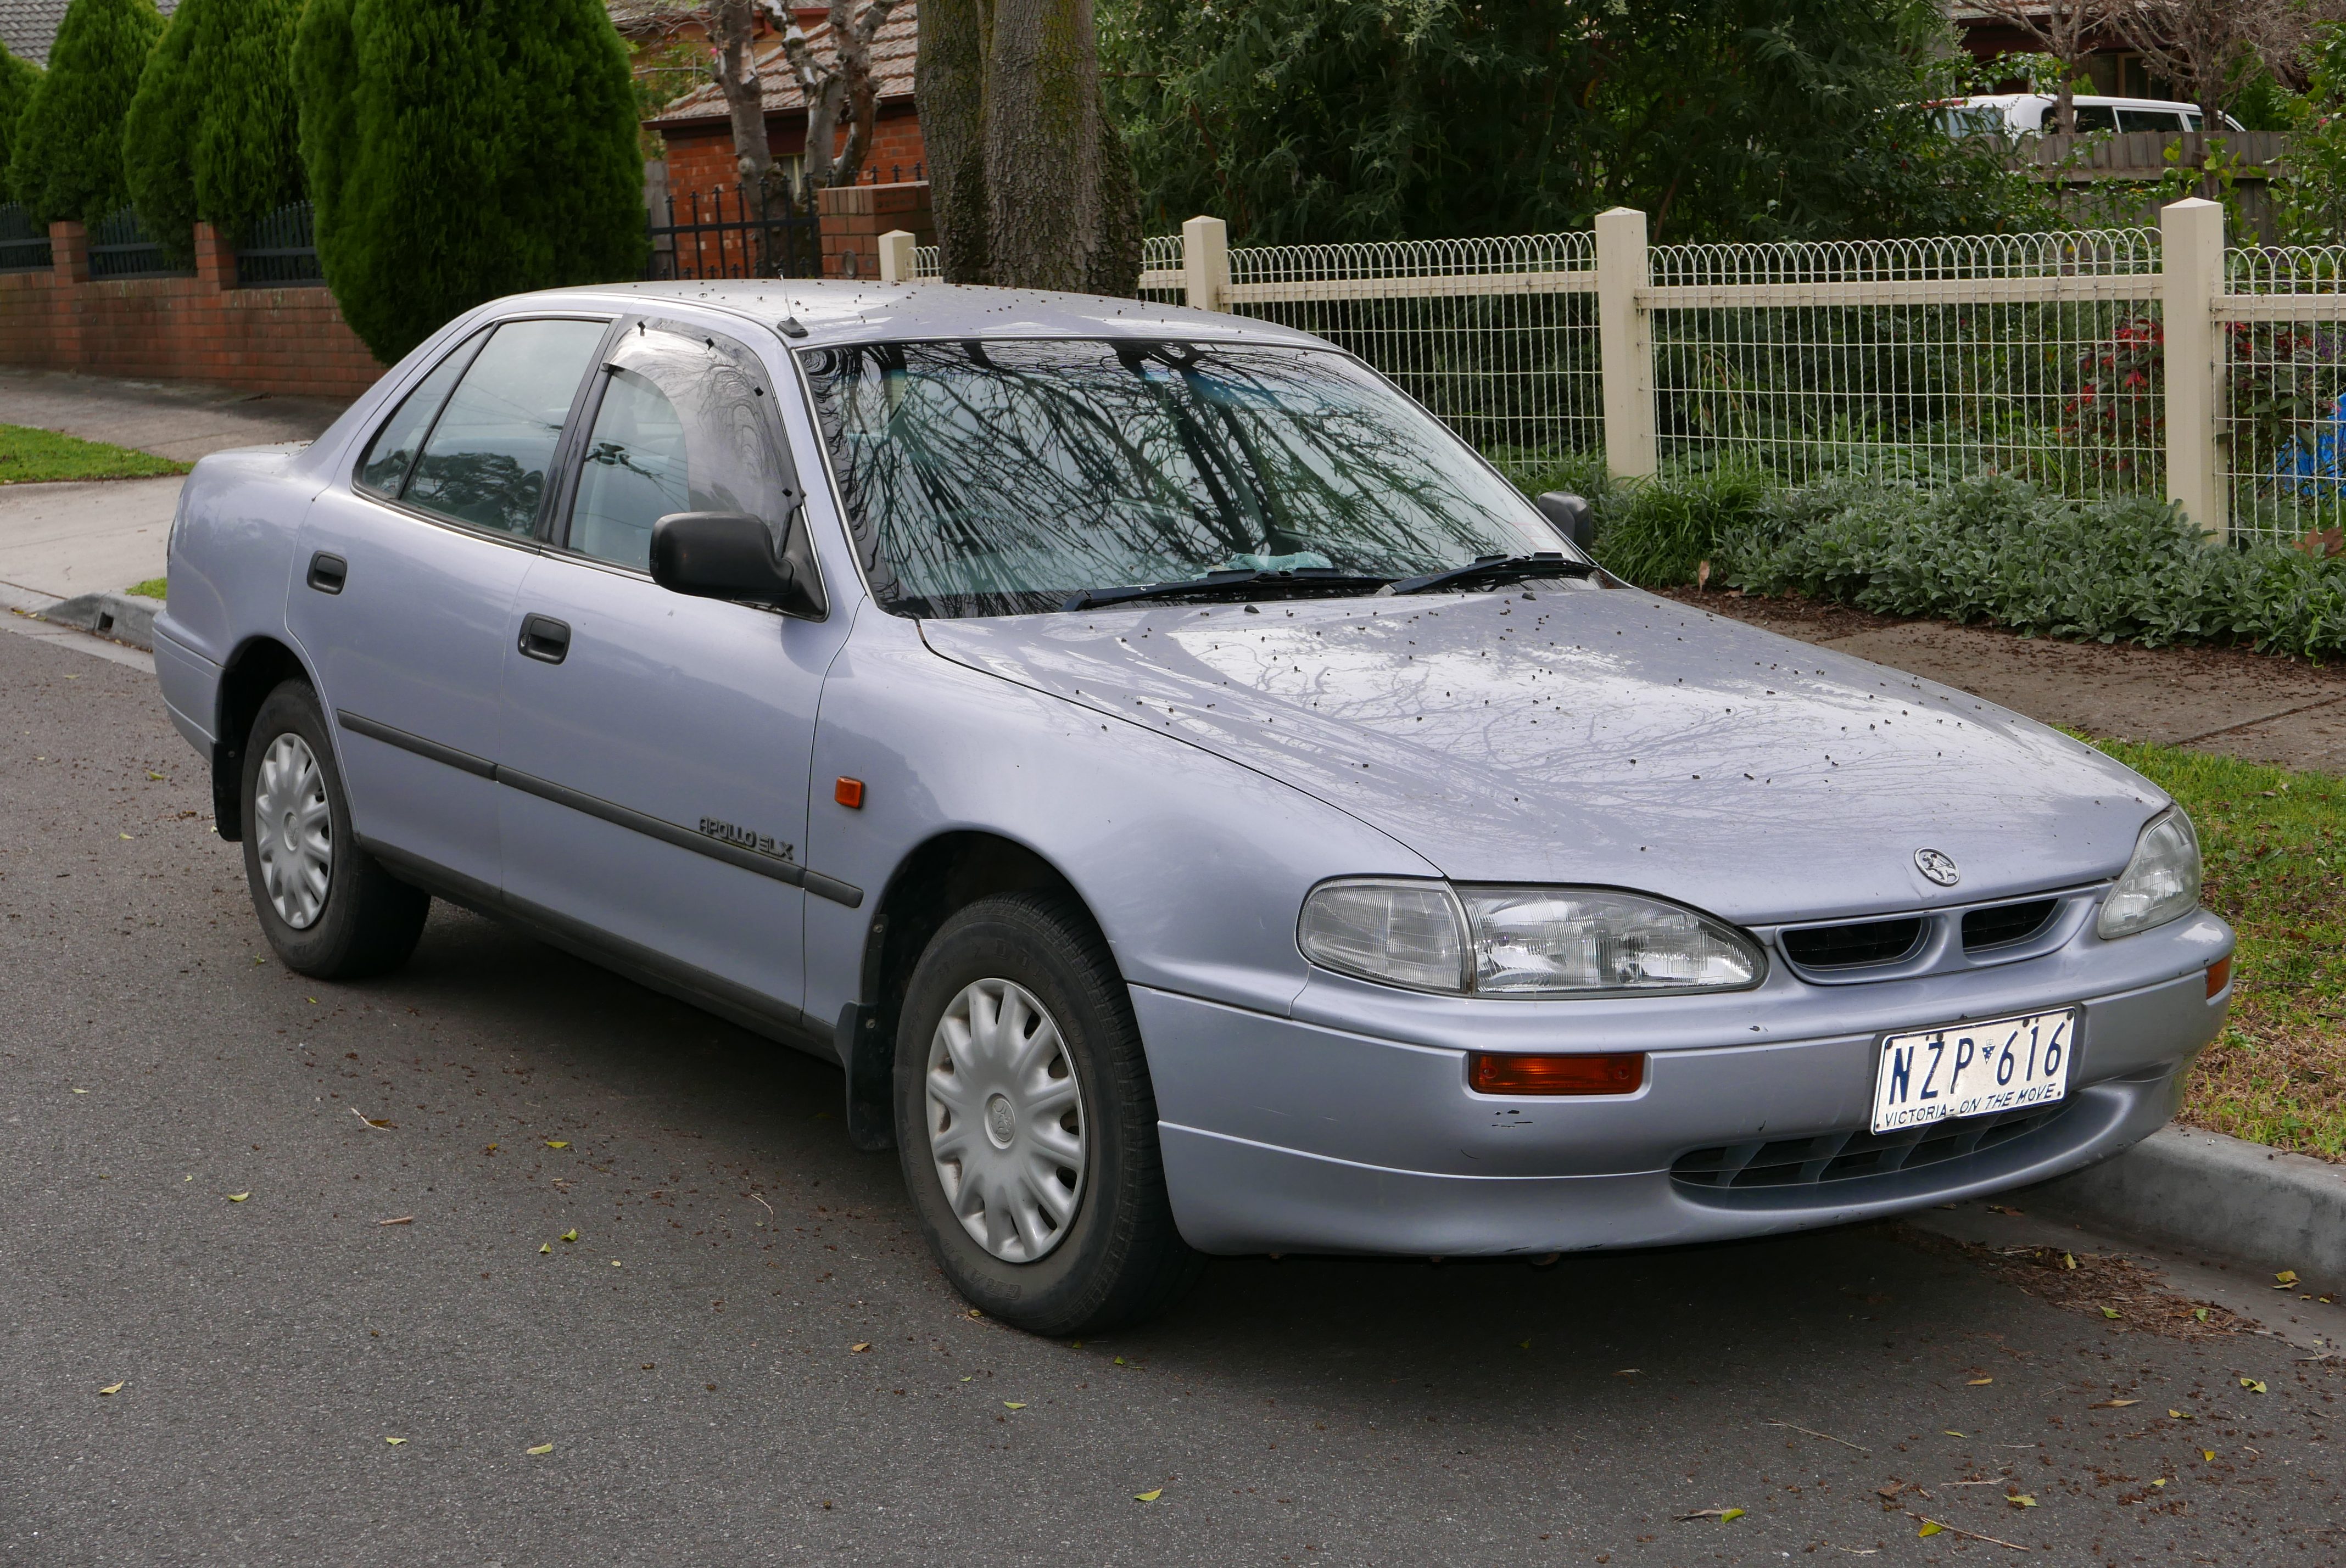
1974,0,2116,133
781,0,901,187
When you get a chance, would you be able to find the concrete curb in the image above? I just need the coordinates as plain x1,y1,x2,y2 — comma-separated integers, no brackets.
2027,1125,2346,1290
40,590,158,651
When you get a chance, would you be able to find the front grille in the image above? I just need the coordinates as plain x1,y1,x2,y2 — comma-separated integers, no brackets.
1962,898,2058,953
1671,1104,2069,1190
1780,917,1925,970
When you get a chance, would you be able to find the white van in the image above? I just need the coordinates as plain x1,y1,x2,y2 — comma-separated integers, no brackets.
1937,94,2246,136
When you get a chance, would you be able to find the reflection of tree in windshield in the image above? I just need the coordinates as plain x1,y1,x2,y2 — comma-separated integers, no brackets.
803,340,1552,617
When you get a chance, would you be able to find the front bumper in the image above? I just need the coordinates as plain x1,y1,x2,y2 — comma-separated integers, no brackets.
1138,911,2230,1256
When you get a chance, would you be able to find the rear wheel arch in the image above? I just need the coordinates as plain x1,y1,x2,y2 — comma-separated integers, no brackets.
211,636,319,841
842,832,1114,1151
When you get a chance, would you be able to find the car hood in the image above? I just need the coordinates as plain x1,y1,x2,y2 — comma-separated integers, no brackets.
918,586,2166,924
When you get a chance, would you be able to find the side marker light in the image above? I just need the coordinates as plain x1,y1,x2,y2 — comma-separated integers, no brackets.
835,777,865,809
2207,956,2232,998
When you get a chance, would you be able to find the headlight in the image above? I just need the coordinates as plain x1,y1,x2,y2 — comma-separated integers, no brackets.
2096,808,2202,939
1298,880,1762,996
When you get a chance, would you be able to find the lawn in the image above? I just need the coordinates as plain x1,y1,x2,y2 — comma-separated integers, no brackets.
0,423,187,484
2092,738,2346,1160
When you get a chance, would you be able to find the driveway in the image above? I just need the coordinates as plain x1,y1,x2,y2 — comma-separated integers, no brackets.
4,623,2341,1566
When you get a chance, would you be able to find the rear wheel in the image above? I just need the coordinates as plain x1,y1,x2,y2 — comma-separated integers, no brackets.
894,894,1202,1335
240,680,428,979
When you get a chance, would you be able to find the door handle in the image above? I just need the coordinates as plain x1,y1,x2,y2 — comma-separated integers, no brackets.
306,552,347,594
517,613,572,664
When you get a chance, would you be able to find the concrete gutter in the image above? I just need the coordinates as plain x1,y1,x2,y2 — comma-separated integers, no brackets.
2027,1124,2346,1293
40,589,159,650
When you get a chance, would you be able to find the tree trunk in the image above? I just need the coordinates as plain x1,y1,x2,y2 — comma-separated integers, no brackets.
919,0,991,283
709,0,772,187
2054,78,2075,136
982,0,1138,295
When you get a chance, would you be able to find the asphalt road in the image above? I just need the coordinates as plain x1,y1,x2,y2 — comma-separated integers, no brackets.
3,621,2341,1567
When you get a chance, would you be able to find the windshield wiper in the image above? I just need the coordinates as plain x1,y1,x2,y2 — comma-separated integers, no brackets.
1379,552,1596,596
1061,567,1390,612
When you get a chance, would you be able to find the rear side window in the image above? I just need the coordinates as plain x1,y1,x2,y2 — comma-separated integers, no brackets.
356,335,480,497
2119,109,2186,133
402,318,607,537
2070,105,2117,132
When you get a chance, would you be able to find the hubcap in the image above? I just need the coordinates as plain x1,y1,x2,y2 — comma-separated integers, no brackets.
925,978,1086,1263
254,732,332,930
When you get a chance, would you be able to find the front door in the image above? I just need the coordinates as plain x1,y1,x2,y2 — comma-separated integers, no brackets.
495,320,845,1029
289,316,610,889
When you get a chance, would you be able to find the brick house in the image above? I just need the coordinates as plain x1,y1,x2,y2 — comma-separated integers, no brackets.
645,2,924,198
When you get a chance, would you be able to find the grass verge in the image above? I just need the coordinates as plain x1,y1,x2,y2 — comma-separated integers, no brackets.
126,578,166,600
0,424,187,484
2090,737,2346,1160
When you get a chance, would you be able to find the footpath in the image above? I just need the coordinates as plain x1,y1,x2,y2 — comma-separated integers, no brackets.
3,368,2343,1311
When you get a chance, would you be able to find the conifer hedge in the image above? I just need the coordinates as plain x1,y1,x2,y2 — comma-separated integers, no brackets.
295,0,646,363
0,48,39,201
9,0,161,225
123,0,301,258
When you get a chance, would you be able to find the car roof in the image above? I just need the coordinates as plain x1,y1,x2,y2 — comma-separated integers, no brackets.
1958,92,2206,114
485,278,1329,351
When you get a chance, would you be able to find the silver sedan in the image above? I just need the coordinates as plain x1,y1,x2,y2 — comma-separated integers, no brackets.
153,281,2233,1333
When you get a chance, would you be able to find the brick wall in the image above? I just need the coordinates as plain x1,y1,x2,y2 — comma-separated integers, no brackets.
816,181,934,281
0,220,382,398
659,101,928,200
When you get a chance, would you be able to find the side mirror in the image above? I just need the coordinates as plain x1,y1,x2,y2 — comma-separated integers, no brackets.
650,510,825,619
1535,491,1596,554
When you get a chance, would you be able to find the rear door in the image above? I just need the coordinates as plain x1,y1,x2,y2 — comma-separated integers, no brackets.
289,316,611,890
494,318,848,1031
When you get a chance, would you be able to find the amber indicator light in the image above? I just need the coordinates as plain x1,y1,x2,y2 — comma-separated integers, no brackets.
2207,956,2232,998
834,777,866,809
1468,1051,1645,1096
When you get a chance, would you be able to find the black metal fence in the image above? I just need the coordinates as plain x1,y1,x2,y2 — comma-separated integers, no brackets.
0,203,48,272
647,181,822,281
88,207,193,281
236,200,325,287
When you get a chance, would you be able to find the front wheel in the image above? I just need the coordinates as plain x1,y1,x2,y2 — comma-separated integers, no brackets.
239,680,429,979
893,894,1202,1335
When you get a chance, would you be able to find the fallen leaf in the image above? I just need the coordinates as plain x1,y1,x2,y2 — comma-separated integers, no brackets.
2276,1269,2300,1287
545,1140,569,1150
2006,1493,2037,1509
527,1443,554,1456
1612,1368,1641,1377
98,1382,122,1396
147,771,164,780
1518,1339,1531,1349
539,1242,551,1255
1917,1521,1943,1538
1967,1377,1993,1385
227,1192,249,1202
560,1229,577,1243
1943,1431,1964,1438
2193,1307,2210,1323
2202,1449,2216,1462
71,1088,88,1095
384,1437,406,1446
1112,1357,1125,1366
1133,1488,1163,1503
377,1216,412,1227
1003,1402,1026,1410
119,833,131,840
1674,1508,1746,1523
2101,1307,2120,1319
2151,1479,2167,1487
610,1260,622,1267
2060,1252,2077,1270
2088,1398,2140,1408
851,1343,872,1353
2240,1377,2267,1394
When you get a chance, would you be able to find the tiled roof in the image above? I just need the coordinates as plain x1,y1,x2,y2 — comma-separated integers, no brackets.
0,0,176,67
652,0,915,127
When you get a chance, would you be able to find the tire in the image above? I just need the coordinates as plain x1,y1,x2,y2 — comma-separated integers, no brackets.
239,679,429,980
893,893,1203,1335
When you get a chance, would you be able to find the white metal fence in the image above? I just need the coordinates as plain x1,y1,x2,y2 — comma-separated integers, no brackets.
881,200,2346,544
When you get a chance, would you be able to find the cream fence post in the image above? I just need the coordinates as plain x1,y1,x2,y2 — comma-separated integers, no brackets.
1181,215,1231,312
2160,198,2227,539
877,229,917,285
1594,206,1657,480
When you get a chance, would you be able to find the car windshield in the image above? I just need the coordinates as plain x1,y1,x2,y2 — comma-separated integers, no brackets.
799,338,1565,618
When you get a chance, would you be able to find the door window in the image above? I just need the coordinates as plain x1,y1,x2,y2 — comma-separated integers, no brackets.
404,318,608,538
2119,109,2187,133
356,333,482,497
566,323,803,572
2070,105,2118,132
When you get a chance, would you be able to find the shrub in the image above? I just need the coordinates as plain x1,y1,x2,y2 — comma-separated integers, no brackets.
9,0,161,224
0,47,38,199
294,0,647,365
122,0,301,259
1587,462,1773,587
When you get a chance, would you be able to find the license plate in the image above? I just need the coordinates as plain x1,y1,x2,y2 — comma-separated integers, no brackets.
1870,1008,2075,1135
